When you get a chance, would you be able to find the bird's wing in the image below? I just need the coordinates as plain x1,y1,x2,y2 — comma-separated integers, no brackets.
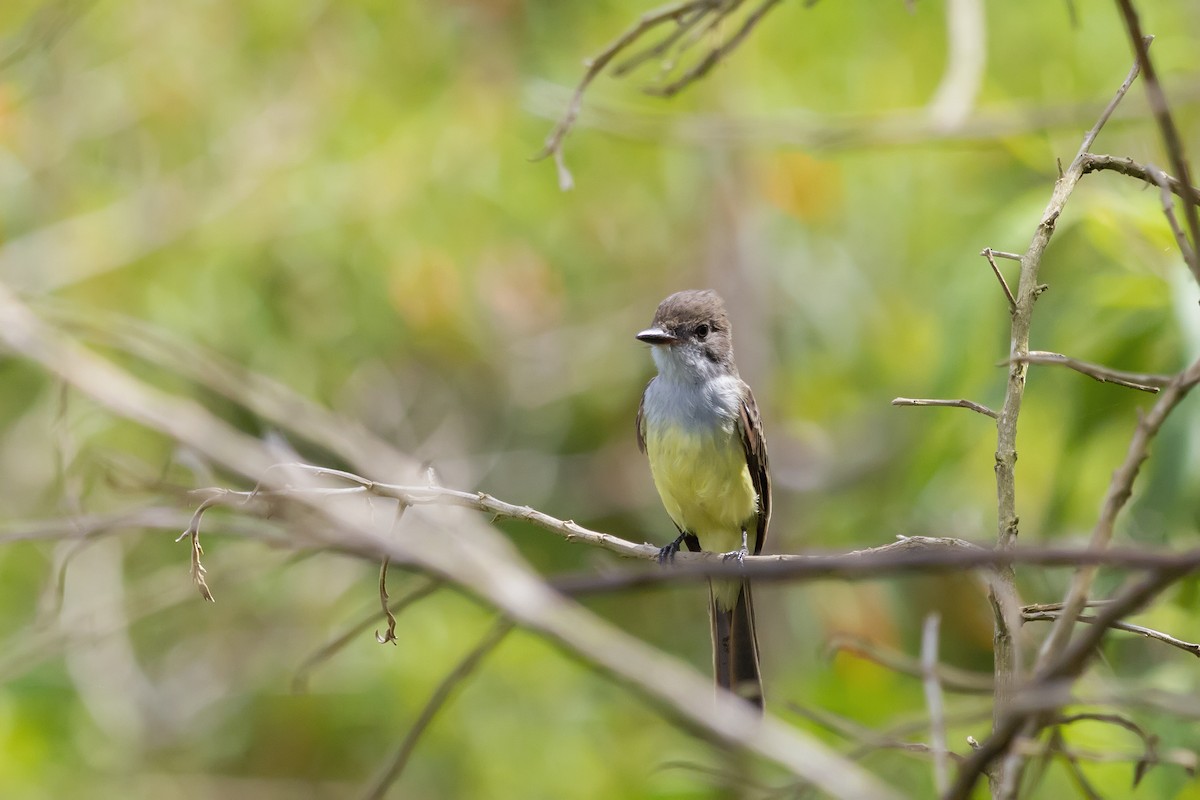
737,382,771,554
636,379,652,454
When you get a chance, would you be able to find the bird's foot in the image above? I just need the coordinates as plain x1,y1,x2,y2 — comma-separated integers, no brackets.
658,532,687,565
721,531,750,565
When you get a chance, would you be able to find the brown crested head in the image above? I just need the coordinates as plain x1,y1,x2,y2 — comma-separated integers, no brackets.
637,289,735,370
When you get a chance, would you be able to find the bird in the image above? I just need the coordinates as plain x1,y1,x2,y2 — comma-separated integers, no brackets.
635,288,770,710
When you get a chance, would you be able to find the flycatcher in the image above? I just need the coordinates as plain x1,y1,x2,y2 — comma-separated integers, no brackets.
636,289,770,710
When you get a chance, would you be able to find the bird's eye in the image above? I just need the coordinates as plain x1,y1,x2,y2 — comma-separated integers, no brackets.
695,323,710,340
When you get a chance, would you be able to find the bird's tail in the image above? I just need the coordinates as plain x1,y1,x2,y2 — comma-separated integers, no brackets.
710,580,763,710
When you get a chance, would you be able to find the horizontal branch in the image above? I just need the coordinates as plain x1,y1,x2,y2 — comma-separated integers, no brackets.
554,543,1200,594
1010,351,1169,394
188,473,1200,589
1023,609,1200,658
892,397,998,419
1080,153,1200,205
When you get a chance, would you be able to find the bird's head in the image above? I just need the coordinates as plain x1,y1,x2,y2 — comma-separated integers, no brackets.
636,289,736,383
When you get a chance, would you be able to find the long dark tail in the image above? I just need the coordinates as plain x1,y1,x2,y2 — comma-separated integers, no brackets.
710,580,763,711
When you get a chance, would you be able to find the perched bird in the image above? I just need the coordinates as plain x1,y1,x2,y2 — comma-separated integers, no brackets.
635,289,770,710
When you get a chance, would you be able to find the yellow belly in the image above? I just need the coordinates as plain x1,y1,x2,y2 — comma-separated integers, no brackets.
646,424,757,553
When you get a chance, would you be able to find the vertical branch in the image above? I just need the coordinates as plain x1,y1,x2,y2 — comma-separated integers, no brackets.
986,48,1146,798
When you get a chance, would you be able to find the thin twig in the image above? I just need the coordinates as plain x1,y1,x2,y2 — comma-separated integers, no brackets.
981,248,1017,311
1010,737,1196,774
891,397,998,419
1010,351,1168,394
668,0,739,65
534,1,705,189
611,4,711,77
1077,35,1147,156
361,619,515,800
1021,599,1113,613
375,503,410,645
176,495,222,602
646,0,785,98
292,578,444,693
534,0,790,186
1147,162,1197,271
376,558,397,645
1023,609,1200,658
1055,712,1161,787
922,614,950,795
1080,154,1200,205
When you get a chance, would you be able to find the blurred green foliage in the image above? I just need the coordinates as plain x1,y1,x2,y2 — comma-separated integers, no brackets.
1,0,1200,797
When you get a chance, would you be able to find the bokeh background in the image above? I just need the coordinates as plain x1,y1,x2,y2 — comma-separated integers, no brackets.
2,1,1200,797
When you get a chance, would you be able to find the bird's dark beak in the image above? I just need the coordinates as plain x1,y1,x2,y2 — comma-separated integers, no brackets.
636,326,678,345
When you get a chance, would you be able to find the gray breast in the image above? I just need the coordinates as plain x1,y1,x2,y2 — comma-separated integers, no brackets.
644,374,742,435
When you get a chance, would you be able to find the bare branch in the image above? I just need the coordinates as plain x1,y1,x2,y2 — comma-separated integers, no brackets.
1021,599,1113,613
534,0,787,188
1147,162,1198,275
535,1,704,189
981,248,1017,312
891,397,998,419
1023,609,1200,658
1077,36,1147,156
376,558,397,645
646,0,785,98
1010,351,1168,394
292,578,444,694
375,503,411,646
175,496,220,602
1055,712,1162,787
610,5,710,77
1080,154,1200,205
984,42,1148,795
183,478,1200,587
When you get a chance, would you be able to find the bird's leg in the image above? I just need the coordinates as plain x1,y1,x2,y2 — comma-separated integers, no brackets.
658,530,688,564
721,529,750,565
